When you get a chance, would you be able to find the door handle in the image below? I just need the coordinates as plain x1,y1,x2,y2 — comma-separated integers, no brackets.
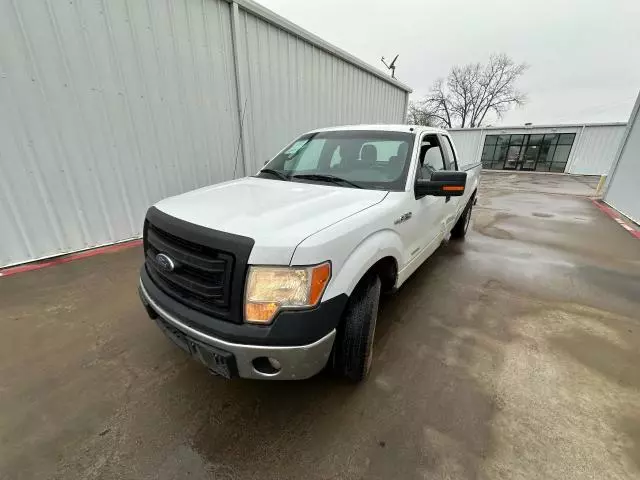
394,212,412,225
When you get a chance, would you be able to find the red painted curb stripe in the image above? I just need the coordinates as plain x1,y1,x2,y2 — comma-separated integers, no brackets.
591,199,640,239
0,239,143,278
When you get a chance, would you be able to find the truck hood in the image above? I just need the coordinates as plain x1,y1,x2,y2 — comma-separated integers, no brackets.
154,177,388,264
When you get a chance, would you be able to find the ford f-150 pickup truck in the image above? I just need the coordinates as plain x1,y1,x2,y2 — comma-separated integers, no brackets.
139,125,480,382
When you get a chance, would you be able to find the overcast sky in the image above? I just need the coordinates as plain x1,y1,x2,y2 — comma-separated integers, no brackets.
257,0,640,126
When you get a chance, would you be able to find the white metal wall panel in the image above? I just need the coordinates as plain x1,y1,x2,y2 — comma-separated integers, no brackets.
237,8,407,172
0,0,228,267
0,0,410,267
604,94,640,223
566,125,627,174
447,130,484,168
0,0,241,267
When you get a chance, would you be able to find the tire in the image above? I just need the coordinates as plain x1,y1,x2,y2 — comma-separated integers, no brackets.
451,197,473,239
333,275,381,382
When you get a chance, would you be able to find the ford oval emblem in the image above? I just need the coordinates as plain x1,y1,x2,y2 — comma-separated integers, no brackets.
155,253,175,273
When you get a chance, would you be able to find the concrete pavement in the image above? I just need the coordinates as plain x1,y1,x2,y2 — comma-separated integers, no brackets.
1,172,639,479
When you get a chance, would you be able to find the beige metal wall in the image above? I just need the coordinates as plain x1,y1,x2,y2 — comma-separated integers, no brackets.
0,0,410,267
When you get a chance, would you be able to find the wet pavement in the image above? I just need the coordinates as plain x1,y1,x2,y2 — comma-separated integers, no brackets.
1,171,640,480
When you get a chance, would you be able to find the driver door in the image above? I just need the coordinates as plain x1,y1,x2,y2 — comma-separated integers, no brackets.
404,134,448,271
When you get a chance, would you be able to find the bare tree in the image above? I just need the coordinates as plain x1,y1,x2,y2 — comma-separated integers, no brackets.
406,101,438,126
410,54,528,128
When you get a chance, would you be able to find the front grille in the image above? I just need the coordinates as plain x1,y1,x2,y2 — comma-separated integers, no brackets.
142,207,255,325
145,222,234,316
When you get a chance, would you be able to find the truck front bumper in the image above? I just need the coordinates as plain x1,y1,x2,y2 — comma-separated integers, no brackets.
139,282,336,380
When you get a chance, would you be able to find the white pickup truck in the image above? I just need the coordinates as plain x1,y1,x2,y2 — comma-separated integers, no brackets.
139,125,480,382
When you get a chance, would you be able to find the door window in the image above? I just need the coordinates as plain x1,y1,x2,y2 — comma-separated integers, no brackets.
417,135,446,180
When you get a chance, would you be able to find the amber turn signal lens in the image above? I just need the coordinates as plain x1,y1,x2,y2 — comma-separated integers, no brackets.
442,185,464,192
245,302,279,324
309,262,331,305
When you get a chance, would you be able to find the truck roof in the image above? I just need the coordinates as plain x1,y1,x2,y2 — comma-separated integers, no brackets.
308,124,448,135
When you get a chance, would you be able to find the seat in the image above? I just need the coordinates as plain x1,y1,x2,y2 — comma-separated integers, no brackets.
419,144,430,164
360,144,378,165
388,142,409,178
417,143,434,180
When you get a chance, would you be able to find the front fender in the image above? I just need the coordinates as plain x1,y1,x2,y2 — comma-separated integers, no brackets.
323,229,403,300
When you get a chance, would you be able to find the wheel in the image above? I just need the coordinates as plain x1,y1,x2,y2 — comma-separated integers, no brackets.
451,197,473,239
333,275,381,382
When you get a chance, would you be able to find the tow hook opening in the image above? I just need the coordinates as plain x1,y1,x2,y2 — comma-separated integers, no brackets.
252,357,281,375
143,302,158,319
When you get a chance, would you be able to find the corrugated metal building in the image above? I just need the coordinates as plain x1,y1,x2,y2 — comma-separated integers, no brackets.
604,92,640,223
449,123,626,175
0,0,411,268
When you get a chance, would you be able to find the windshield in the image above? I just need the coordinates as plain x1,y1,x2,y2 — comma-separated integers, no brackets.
258,130,416,190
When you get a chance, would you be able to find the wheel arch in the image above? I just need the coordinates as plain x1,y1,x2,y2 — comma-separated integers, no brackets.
324,229,403,300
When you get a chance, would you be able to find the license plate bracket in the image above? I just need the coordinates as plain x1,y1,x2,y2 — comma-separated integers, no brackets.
187,338,237,379
153,316,238,378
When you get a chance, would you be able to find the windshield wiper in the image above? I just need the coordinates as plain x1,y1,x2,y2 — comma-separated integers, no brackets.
291,173,362,189
259,168,289,181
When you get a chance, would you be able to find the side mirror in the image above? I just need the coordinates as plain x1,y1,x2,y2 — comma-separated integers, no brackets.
415,171,467,198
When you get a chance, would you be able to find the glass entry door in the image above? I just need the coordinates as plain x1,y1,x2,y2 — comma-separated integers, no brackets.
503,146,521,169
502,135,525,170
521,134,544,170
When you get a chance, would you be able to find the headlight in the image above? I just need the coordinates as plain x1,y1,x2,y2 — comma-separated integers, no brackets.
244,262,331,324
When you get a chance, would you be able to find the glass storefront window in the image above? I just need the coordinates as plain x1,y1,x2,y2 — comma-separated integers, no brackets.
485,135,498,145
536,145,555,171
558,133,575,145
541,133,558,148
534,134,559,171
553,144,572,164
497,135,510,147
521,135,543,170
510,134,525,145
493,143,508,168
522,147,538,169
528,134,543,146
478,131,576,172
482,145,495,161
504,145,522,169
482,145,496,168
